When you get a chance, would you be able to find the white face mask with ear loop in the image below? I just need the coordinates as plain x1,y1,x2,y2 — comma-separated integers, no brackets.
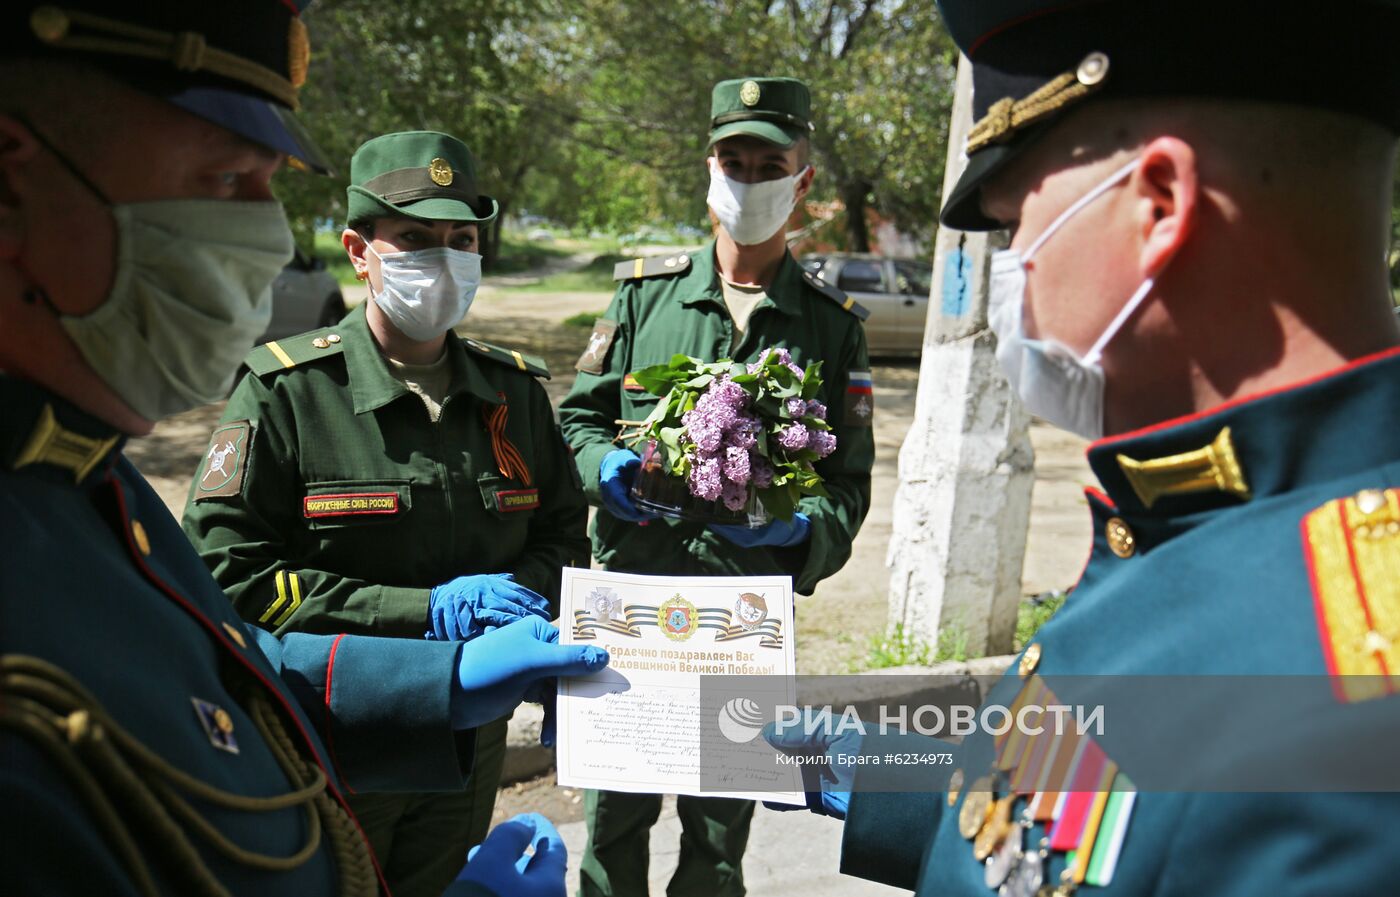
366,243,482,341
706,156,810,245
987,157,1161,441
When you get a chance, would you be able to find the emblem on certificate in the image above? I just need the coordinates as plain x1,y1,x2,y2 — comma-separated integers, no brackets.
658,594,697,641
733,592,768,630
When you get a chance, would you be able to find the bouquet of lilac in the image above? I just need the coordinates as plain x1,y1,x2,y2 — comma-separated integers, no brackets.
627,348,836,522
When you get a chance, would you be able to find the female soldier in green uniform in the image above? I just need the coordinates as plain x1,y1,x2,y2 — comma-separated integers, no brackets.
182,130,590,897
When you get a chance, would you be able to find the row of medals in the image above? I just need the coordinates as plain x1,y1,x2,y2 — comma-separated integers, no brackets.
959,771,1071,897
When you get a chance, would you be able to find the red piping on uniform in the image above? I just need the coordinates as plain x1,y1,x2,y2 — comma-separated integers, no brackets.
1339,503,1393,685
324,635,356,793
1084,486,1116,510
1088,344,1400,455
105,475,390,893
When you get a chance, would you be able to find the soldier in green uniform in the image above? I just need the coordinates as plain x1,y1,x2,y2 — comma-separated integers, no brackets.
558,76,875,897
180,129,590,897
0,3,602,895
765,1,1400,895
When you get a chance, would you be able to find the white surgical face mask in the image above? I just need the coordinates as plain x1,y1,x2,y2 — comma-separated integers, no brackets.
988,158,1160,440
60,200,289,421
706,156,808,245
368,244,481,341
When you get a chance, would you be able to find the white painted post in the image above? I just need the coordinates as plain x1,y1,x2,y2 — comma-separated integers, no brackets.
885,55,1035,656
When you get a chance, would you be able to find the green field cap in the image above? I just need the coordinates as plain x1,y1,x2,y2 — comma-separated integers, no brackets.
708,77,812,149
346,131,498,227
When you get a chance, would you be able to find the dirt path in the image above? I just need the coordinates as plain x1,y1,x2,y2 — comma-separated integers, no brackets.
130,270,1095,674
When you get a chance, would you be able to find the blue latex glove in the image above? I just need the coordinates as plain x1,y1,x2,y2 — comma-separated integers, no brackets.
428,573,551,642
452,616,609,733
761,710,863,818
456,813,567,897
599,449,656,522
711,512,811,549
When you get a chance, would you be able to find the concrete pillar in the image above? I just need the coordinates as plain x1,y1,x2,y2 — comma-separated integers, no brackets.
885,55,1035,657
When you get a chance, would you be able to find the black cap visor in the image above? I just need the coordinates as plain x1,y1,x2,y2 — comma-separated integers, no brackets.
939,119,1059,232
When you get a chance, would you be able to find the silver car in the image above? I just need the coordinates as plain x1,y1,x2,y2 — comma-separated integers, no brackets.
800,254,931,355
260,246,348,344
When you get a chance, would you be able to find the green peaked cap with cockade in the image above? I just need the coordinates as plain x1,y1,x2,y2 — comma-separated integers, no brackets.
708,77,812,149
346,130,499,227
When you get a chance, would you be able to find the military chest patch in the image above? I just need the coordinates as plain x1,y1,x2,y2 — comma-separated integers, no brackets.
303,492,401,518
576,319,618,374
1302,487,1400,703
195,421,252,500
495,488,541,513
844,371,874,426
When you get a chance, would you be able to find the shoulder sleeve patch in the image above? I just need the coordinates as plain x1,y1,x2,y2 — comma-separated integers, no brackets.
804,270,870,321
1302,487,1400,702
243,330,346,376
613,253,692,281
463,338,551,379
194,420,254,501
843,370,874,428
575,319,618,375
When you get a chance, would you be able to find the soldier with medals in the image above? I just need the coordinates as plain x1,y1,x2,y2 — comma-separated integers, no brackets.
764,0,1400,895
179,128,592,897
0,3,604,895
557,76,876,897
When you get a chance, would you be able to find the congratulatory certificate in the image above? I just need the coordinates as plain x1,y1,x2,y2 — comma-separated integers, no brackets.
557,567,803,805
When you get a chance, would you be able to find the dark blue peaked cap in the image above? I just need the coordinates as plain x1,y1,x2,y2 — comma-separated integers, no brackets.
936,0,1400,231
9,1,331,174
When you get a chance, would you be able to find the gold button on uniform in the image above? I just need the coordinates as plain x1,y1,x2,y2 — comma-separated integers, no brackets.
131,520,151,556
1106,516,1136,558
326,333,341,344
1019,642,1042,677
1354,488,1385,515
947,768,965,806
428,157,454,186
312,337,330,349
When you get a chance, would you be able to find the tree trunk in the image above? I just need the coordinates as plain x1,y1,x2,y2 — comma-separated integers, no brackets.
841,180,872,252
482,199,507,272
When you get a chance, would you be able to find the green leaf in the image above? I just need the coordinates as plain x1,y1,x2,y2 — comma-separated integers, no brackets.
759,484,795,521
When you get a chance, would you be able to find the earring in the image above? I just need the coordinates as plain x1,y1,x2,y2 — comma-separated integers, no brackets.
355,269,369,281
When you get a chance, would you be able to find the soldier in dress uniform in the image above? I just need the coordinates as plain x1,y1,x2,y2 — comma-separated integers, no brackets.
765,1,1400,895
0,3,604,895
558,76,876,897
181,129,591,897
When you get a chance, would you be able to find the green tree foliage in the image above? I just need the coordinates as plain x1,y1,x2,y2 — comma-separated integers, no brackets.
277,0,958,257
555,0,959,250
276,0,560,266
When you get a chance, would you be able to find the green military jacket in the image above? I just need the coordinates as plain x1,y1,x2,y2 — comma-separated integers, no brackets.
557,242,874,594
182,304,589,638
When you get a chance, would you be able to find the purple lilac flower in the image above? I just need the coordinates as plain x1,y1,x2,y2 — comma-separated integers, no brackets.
785,397,807,418
720,479,748,512
707,377,748,412
688,454,724,501
724,417,760,450
805,400,828,420
751,454,775,489
681,410,721,453
777,422,810,452
722,446,751,485
809,429,838,459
